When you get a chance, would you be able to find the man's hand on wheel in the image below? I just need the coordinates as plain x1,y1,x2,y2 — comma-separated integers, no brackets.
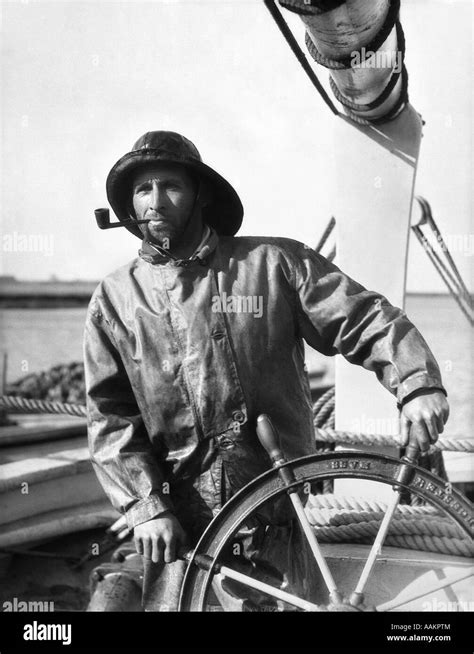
133,511,187,564
400,390,449,452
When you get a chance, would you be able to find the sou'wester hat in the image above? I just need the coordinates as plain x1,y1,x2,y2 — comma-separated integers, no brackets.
106,131,243,238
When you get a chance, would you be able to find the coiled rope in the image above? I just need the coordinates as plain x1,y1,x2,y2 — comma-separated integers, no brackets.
313,399,335,428
312,385,473,453
312,386,335,418
1,391,471,557
305,498,473,557
315,426,474,454
1,393,471,454
307,493,439,515
314,524,473,558
309,397,473,557
309,511,464,541
307,506,439,527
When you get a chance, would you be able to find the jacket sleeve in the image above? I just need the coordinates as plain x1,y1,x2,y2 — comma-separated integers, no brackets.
290,244,446,404
83,294,174,530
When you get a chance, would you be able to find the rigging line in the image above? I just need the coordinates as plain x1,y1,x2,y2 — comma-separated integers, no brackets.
263,0,339,116
418,225,472,307
412,227,473,325
315,216,335,253
413,226,473,322
416,197,471,301
415,224,472,308
327,245,336,263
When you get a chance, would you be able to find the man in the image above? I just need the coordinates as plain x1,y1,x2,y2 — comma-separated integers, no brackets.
84,131,449,610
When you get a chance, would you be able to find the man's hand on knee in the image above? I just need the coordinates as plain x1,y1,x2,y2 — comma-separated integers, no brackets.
133,511,187,564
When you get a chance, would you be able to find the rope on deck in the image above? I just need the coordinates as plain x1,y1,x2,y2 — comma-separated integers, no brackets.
307,506,440,527
312,386,335,417
314,426,474,453
314,520,469,548
308,510,465,541
1,393,471,453
312,386,473,453
0,395,87,418
306,501,474,557
313,398,335,428
314,523,473,558
1,391,471,557
383,534,473,557
307,493,439,515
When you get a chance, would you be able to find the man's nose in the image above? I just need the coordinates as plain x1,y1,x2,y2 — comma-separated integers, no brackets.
149,181,164,210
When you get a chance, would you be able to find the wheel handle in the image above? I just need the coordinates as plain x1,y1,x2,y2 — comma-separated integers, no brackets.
402,423,429,464
256,414,285,465
257,414,427,465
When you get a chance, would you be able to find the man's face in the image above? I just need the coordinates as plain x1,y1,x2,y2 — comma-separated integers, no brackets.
131,163,198,247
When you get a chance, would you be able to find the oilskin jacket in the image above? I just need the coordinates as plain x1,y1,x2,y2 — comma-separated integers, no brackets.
84,231,445,538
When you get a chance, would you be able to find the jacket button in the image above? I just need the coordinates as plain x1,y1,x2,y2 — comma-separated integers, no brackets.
232,410,245,423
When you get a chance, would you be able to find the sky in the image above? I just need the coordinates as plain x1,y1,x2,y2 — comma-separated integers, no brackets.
0,0,472,293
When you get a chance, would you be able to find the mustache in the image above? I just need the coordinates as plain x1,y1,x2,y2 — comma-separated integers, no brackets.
146,211,169,221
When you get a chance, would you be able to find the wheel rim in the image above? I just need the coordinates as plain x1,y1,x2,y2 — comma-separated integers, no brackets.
179,450,473,611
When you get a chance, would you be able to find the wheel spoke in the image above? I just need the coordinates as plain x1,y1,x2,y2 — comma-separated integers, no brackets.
349,488,401,606
216,563,323,611
255,414,341,603
289,491,342,603
179,442,473,612
350,431,425,607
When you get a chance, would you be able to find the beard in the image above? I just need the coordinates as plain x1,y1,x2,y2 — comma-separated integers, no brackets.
134,201,200,254
146,222,180,246
139,217,187,249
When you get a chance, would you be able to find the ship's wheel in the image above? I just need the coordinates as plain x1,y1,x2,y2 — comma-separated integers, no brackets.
178,415,473,612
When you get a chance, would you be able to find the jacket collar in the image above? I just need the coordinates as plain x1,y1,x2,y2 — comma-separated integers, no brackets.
138,225,219,267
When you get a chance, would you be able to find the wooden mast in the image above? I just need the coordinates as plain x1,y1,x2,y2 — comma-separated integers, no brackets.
278,0,423,497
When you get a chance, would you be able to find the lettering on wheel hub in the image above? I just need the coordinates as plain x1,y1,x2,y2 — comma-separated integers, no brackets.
329,460,371,470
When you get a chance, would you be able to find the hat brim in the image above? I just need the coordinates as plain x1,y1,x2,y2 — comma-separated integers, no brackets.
106,150,243,238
